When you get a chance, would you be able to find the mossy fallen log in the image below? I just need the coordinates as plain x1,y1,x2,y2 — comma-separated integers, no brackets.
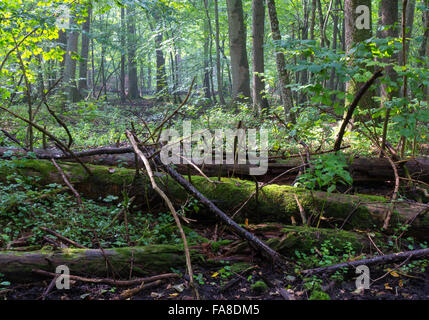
0,226,378,281
0,244,204,281
1,159,428,238
242,224,379,256
1,147,428,183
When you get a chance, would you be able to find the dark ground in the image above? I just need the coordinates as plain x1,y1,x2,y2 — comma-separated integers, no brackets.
2,260,429,300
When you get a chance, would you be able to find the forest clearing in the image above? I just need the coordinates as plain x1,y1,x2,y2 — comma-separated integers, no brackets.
0,0,429,305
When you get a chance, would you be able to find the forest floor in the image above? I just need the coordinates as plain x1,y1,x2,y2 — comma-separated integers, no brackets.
2,260,429,300
1,100,428,300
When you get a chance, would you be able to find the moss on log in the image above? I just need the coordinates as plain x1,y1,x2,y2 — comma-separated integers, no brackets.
0,226,380,281
232,224,379,256
1,159,428,237
0,244,204,281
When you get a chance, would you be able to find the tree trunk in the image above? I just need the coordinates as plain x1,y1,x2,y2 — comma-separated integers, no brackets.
252,0,269,113
78,5,92,98
420,0,429,100
266,0,295,122
1,159,428,239
127,6,139,99
120,7,126,102
0,225,376,281
226,0,251,101
63,16,80,102
344,0,373,109
399,0,416,67
214,0,226,105
0,245,203,281
380,0,399,152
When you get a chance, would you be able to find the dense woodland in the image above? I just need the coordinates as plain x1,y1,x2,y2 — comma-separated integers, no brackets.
0,0,428,301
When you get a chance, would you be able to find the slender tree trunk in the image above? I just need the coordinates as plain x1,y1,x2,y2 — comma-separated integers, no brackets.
214,0,226,105
299,0,310,103
203,18,212,101
149,13,167,99
63,16,80,102
317,0,326,47
267,0,295,122
420,0,429,100
78,5,91,99
380,0,399,153
328,0,339,92
344,0,373,109
226,0,251,102
127,6,139,99
120,7,126,102
252,0,269,114
399,0,416,67
147,53,152,93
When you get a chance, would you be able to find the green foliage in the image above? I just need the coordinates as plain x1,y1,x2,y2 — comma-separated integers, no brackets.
295,153,353,192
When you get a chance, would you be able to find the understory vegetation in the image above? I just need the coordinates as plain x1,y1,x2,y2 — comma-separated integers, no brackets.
0,0,428,301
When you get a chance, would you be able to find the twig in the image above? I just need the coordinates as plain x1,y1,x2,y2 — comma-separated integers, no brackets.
302,247,429,276
39,227,88,249
50,158,83,209
294,194,307,225
32,269,179,286
40,274,58,300
119,280,162,300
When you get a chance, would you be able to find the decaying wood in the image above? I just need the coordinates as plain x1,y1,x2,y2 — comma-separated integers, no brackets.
0,245,205,281
2,147,428,183
303,247,429,276
1,159,428,239
125,130,199,299
153,153,286,265
33,269,179,286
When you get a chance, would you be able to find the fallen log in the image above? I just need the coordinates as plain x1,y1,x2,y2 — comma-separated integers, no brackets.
302,247,429,276
0,244,204,281
1,159,428,238
1,147,428,184
0,226,378,281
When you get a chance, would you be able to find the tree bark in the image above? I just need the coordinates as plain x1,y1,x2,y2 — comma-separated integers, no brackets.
0,245,203,281
344,0,373,109
1,159,428,239
120,7,126,102
226,0,251,101
267,0,295,122
379,0,399,152
63,16,80,102
252,0,269,113
78,5,92,98
127,6,139,99
214,0,226,105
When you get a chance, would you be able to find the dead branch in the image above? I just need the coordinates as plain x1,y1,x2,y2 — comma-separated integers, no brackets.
152,151,287,266
302,247,429,276
126,131,199,300
32,269,179,287
334,68,384,151
39,227,88,249
50,158,83,209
